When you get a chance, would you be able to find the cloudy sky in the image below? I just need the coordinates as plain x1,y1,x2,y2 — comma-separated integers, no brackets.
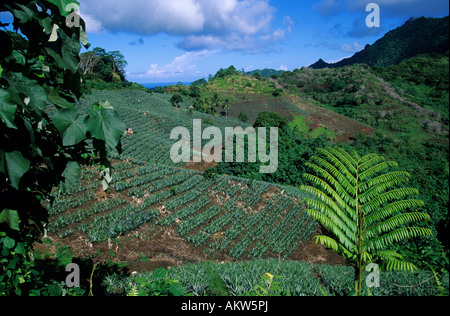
16,0,450,83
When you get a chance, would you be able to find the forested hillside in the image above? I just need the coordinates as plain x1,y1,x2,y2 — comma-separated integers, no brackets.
310,16,449,69
1,0,448,297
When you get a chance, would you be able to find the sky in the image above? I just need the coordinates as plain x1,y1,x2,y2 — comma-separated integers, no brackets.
3,0,449,83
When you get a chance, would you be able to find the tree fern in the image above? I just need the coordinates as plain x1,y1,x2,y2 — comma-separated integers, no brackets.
300,147,433,296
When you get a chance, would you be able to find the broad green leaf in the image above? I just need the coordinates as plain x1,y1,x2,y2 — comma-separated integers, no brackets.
0,149,31,190
51,109,87,146
13,4,35,24
0,90,18,129
47,88,76,110
100,167,112,191
45,30,81,73
41,17,54,35
153,268,168,280
169,283,185,296
0,209,20,231
86,104,126,153
47,0,80,18
3,236,16,250
5,72,47,116
79,26,88,47
61,161,80,191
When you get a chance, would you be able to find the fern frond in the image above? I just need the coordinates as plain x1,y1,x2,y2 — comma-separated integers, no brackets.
314,235,354,258
362,188,420,214
317,148,357,185
368,212,431,237
359,161,399,181
306,209,356,251
327,147,357,175
358,152,381,163
306,160,356,205
358,155,386,172
304,198,356,238
371,227,433,251
300,184,354,220
384,259,418,272
358,172,413,204
336,147,359,167
127,285,139,297
301,173,356,219
365,199,425,225
374,250,404,261
302,147,432,297
359,171,411,193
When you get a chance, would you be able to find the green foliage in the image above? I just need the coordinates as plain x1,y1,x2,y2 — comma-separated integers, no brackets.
373,53,449,120
214,65,240,79
0,0,124,295
301,147,434,295
272,88,283,97
238,112,249,123
127,268,186,296
105,259,447,296
253,111,288,129
170,93,183,108
79,47,137,92
252,272,284,296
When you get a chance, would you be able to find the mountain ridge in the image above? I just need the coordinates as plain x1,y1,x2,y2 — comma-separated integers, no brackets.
310,16,449,69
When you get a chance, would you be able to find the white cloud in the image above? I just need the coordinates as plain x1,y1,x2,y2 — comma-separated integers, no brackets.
78,0,289,52
128,50,218,81
325,55,352,64
278,65,289,71
79,8,105,33
341,41,364,52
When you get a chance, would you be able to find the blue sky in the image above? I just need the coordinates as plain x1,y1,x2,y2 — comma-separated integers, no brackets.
3,0,448,83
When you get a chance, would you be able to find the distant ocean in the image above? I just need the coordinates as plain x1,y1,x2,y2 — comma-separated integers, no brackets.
141,82,191,89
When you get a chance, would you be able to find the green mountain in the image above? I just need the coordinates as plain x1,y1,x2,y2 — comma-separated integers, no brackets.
310,16,449,69
246,68,285,77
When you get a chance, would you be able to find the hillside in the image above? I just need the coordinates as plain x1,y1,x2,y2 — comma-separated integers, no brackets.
33,57,449,293
177,53,449,261
3,0,449,298
310,16,449,69
38,90,346,273
279,55,449,141
51,50,448,270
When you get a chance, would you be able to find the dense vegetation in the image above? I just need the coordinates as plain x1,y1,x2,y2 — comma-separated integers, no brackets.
0,0,126,295
1,1,448,297
208,57,449,271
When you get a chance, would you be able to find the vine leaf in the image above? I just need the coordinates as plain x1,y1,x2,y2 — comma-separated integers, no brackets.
86,102,126,153
47,88,76,110
60,161,81,193
0,90,17,129
0,149,30,190
51,109,87,146
0,209,20,231
4,72,47,117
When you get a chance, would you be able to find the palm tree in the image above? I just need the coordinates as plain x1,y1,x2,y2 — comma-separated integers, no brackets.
300,147,433,296
222,97,231,118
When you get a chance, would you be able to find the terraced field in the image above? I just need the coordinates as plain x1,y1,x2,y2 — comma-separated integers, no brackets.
39,90,334,270
47,159,316,261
